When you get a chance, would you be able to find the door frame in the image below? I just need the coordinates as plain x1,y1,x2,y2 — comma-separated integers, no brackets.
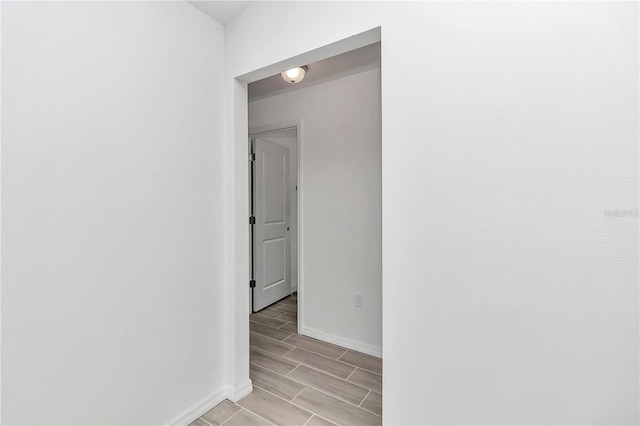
249,122,302,326
227,27,381,402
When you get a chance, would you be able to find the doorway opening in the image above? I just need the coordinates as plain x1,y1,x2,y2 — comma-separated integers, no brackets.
230,27,382,403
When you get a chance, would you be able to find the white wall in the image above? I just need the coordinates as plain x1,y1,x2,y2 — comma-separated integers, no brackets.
2,2,228,424
227,2,639,424
249,69,382,355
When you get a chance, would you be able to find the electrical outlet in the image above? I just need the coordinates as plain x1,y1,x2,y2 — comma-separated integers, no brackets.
354,292,364,308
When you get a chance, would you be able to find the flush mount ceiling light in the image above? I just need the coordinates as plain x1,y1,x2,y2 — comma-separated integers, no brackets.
281,66,308,84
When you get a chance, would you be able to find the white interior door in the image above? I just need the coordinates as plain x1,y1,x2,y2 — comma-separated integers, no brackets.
252,138,291,311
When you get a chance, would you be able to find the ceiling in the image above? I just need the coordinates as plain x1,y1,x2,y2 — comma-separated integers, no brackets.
187,1,251,25
249,42,381,102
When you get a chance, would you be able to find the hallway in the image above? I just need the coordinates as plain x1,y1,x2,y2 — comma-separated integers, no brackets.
191,294,382,425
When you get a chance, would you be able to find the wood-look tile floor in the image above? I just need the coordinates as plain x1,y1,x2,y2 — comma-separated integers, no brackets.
191,293,382,426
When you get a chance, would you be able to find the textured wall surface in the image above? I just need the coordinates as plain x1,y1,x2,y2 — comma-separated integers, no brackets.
2,2,228,424
227,2,639,424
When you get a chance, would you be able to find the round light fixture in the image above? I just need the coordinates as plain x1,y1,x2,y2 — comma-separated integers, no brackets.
281,66,308,84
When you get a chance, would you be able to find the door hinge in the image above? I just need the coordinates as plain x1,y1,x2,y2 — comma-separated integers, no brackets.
249,153,255,161
249,279,256,288
249,216,255,225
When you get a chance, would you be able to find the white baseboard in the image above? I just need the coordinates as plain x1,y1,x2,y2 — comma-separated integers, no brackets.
228,379,253,402
300,326,382,358
166,380,253,425
166,386,231,426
